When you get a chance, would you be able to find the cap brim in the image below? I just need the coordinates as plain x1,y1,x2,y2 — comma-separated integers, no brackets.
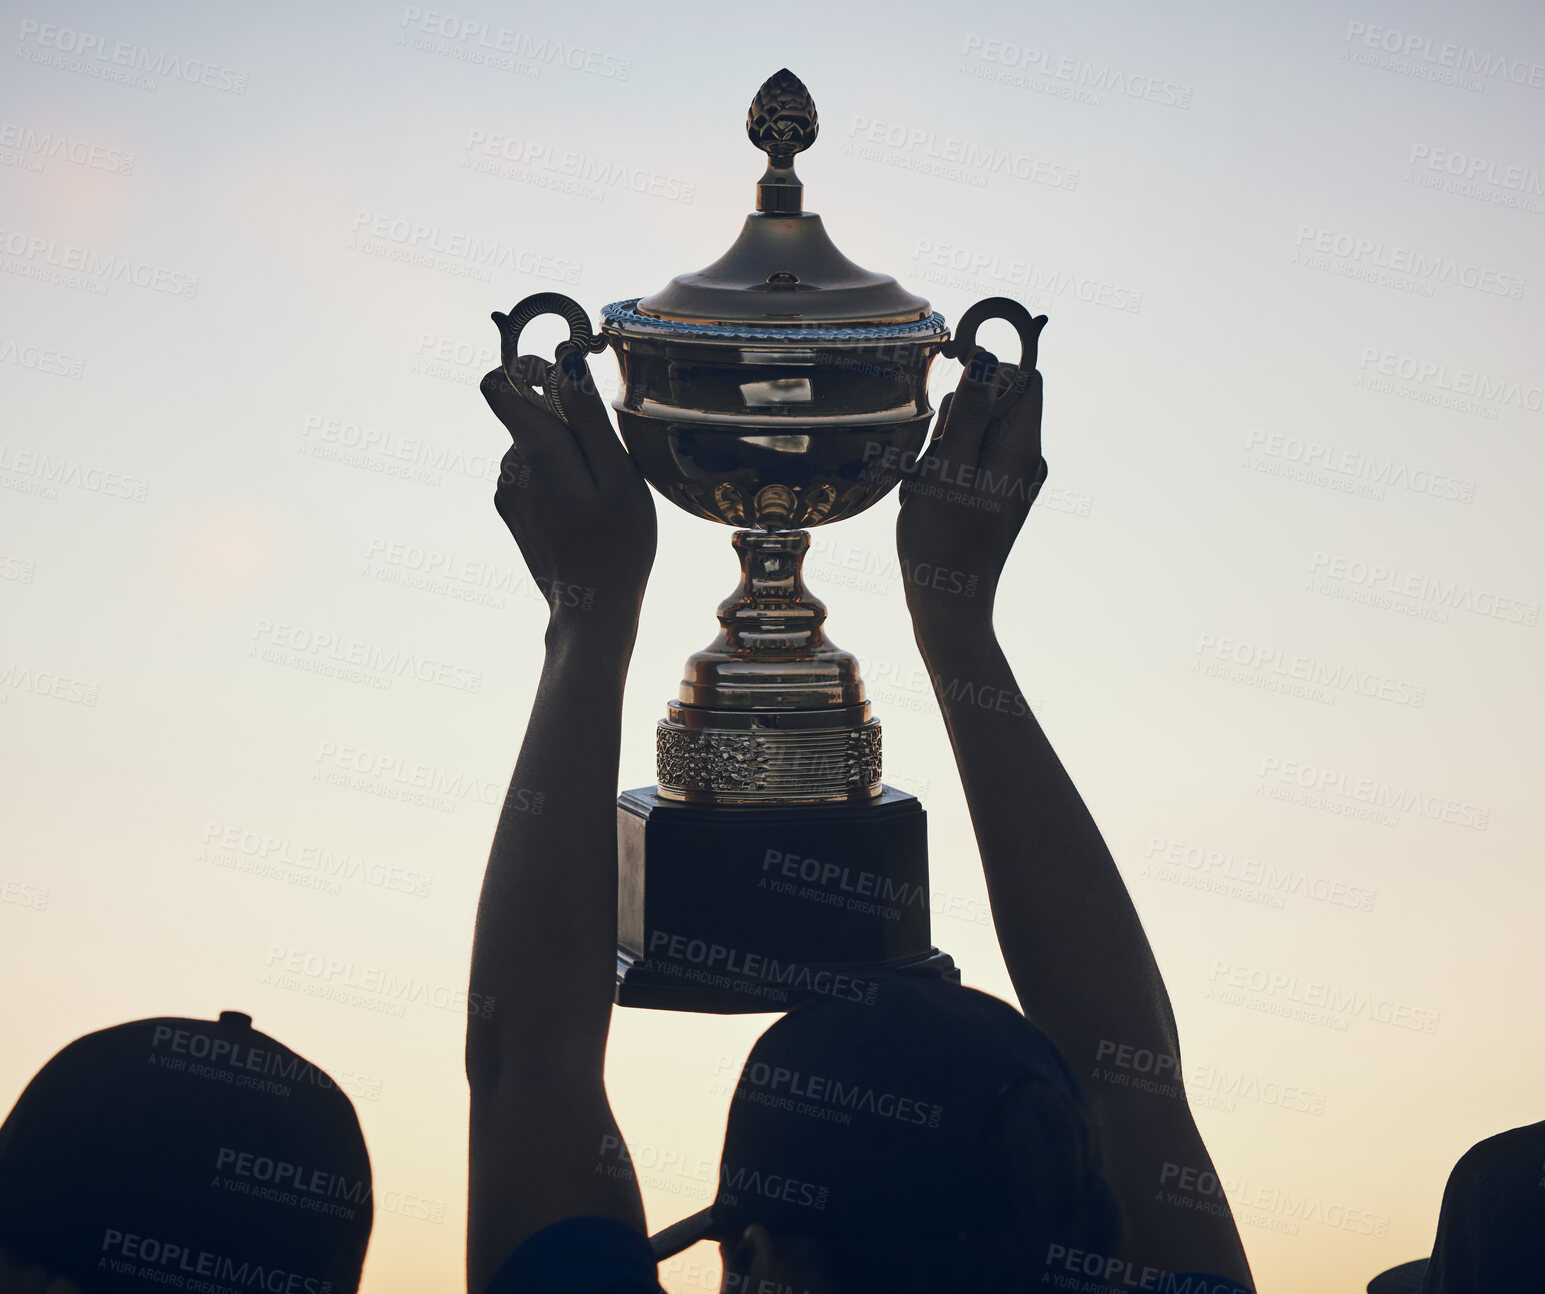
1367,1258,1429,1294
649,1206,724,1261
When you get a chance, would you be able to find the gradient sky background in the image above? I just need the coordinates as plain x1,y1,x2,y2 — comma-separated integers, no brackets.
2,1,1542,1290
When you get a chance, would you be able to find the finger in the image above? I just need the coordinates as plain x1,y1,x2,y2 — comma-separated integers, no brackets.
931,391,954,441
512,354,549,389
480,367,538,445
493,445,528,525
980,363,1040,464
990,361,1023,406
551,353,630,482
480,368,583,477
938,355,1002,467
896,391,953,494
975,362,1020,436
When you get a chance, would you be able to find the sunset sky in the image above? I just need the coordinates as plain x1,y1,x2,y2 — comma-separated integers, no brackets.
3,2,1542,1290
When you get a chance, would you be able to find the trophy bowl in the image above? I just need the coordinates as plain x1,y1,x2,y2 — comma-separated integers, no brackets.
598,301,947,530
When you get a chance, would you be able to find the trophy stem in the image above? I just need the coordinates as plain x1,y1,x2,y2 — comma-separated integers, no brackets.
653,528,881,805
716,530,827,655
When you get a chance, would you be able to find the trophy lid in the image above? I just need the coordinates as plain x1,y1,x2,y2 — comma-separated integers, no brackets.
631,70,935,329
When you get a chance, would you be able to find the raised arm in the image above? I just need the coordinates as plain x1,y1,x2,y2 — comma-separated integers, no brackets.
464,355,657,1293
895,355,1253,1287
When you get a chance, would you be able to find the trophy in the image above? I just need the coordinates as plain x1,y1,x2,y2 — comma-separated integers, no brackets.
494,70,1043,1011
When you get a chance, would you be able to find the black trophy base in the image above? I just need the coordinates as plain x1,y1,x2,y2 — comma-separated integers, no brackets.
615,785,958,1013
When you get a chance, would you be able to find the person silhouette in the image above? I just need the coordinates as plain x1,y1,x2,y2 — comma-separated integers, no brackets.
1366,1119,1545,1294
0,1011,372,1294
465,347,1256,1293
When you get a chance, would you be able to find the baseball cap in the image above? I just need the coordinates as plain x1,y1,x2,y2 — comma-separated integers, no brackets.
650,975,1111,1261
1366,1259,1428,1294
0,1010,372,1293
1366,1119,1545,1294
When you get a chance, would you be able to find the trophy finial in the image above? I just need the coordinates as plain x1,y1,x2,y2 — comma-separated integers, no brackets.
747,69,819,165
748,70,817,213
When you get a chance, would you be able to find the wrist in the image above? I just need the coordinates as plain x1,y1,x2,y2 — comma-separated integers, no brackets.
912,610,998,669
544,608,638,673
908,594,996,648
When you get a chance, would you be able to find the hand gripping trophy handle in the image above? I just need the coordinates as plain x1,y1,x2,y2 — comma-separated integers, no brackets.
491,293,606,426
940,295,1049,416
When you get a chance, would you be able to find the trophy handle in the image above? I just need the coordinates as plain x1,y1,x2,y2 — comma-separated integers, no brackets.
939,296,1048,415
490,292,608,426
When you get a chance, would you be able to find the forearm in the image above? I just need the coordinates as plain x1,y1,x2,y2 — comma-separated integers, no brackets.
915,621,1179,1068
918,624,1258,1279
466,615,635,1079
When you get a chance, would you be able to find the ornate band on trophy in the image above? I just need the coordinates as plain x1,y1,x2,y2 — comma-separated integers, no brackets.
656,717,882,805
599,299,948,345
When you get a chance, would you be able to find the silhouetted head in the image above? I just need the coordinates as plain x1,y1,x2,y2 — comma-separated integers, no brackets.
1367,1120,1545,1294
650,976,1121,1293
0,1012,372,1294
